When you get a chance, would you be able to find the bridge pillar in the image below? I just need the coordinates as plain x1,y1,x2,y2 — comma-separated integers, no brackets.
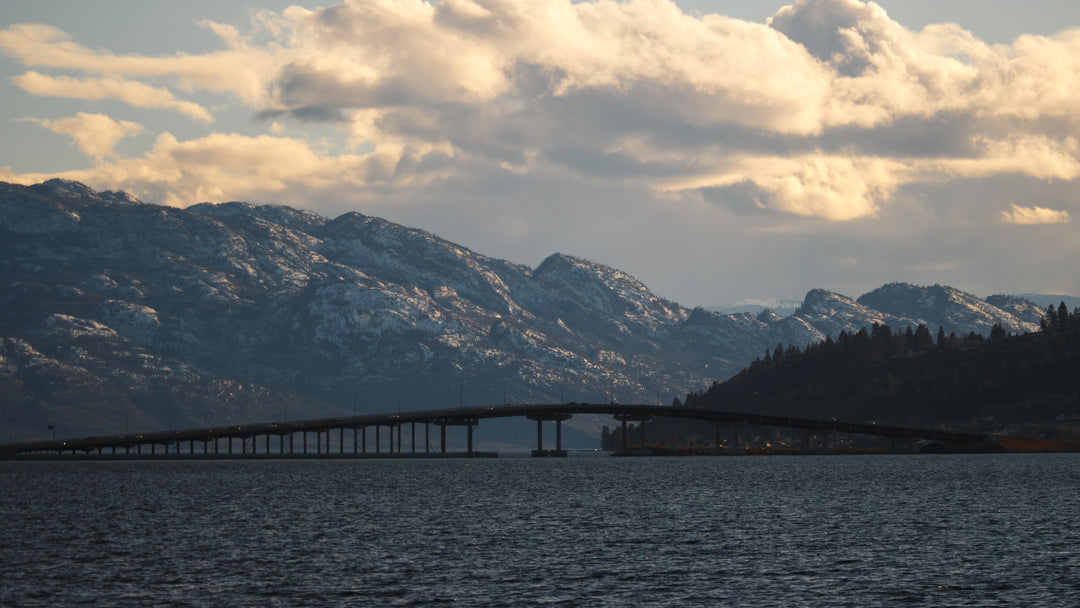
613,413,652,454
528,412,571,456
376,426,381,453
354,428,358,454
425,423,429,453
398,425,403,454
228,437,232,455
412,423,416,453
468,423,474,453
362,426,367,453
339,428,344,454
440,424,446,454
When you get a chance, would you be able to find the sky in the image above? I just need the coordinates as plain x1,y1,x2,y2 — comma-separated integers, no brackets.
1,0,1079,307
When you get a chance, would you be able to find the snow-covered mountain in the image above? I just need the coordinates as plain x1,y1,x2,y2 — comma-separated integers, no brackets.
709,297,802,317
0,180,1046,441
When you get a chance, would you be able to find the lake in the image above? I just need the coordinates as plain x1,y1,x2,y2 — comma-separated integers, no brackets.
2,453,1078,607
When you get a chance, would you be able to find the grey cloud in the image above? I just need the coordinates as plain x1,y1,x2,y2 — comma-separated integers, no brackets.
813,113,983,159
768,0,875,76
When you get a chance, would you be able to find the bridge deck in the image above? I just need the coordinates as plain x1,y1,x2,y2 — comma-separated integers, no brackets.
0,403,993,458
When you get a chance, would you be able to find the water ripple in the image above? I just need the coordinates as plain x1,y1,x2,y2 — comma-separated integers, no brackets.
2,454,1078,607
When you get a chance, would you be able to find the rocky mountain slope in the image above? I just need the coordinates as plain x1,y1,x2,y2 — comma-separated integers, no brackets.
0,180,1046,442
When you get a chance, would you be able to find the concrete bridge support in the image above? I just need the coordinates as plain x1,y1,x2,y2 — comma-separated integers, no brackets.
613,413,651,454
713,422,744,453
429,417,479,455
527,413,572,457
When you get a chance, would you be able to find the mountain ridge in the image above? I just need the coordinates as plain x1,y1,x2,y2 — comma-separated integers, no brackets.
0,180,1053,443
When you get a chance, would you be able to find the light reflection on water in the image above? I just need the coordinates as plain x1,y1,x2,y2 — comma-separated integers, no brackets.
1,454,1078,607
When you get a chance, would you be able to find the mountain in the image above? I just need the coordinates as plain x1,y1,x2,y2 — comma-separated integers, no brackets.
1011,294,1080,313
0,180,1049,443
677,307,1080,441
709,298,802,317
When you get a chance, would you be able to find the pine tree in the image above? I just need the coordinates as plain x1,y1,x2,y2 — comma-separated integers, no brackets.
990,323,1006,340
1046,305,1058,331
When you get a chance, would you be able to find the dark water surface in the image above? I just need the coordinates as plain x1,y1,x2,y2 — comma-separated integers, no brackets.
2,454,1078,607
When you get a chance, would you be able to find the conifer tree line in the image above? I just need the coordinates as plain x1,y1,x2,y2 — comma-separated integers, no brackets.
670,303,1080,436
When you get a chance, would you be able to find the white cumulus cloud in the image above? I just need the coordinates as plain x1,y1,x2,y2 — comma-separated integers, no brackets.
1001,204,1070,225
24,112,144,161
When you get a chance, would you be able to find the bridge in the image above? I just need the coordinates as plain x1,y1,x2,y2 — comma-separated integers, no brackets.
0,403,997,459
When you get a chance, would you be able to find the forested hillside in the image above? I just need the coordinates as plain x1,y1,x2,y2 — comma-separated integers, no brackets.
637,304,1080,445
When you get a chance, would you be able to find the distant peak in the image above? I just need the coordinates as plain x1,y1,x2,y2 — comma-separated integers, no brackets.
802,288,845,303
534,253,630,284
756,309,782,323
534,252,583,276
34,178,97,196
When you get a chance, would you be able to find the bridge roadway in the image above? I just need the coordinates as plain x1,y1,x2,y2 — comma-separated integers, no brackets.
0,403,996,459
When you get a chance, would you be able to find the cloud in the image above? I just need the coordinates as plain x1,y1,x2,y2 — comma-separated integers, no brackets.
3,0,1080,226
24,112,144,161
1001,203,1070,225
12,72,212,124
12,72,213,123
0,22,278,105
0,130,456,208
